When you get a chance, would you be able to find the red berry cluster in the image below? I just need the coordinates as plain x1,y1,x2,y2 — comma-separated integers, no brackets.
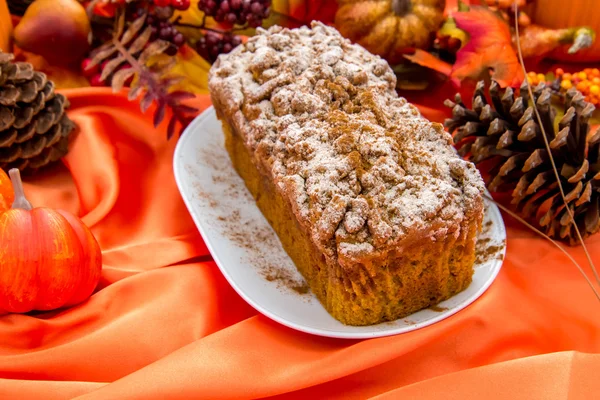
146,15,186,56
434,32,461,54
153,0,191,10
197,31,242,63
198,0,271,27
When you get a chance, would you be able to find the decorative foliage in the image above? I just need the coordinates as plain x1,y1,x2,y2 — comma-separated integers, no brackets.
403,2,596,89
156,43,211,93
88,11,198,139
172,0,271,61
451,6,524,88
269,0,337,27
79,0,285,138
173,0,336,37
445,80,600,245
404,5,524,88
402,49,456,85
526,67,600,107
0,169,103,314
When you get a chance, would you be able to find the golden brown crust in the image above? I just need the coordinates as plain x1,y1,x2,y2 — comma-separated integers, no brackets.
208,22,485,324
222,119,478,325
209,22,484,268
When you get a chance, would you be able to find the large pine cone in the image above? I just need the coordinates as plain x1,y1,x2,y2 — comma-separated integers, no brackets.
0,51,76,172
445,80,600,245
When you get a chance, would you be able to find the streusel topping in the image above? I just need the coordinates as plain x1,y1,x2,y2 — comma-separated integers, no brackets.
209,22,485,267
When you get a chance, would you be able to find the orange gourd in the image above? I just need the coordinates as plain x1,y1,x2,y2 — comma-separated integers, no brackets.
0,168,13,212
335,0,446,64
0,169,102,314
530,0,600,62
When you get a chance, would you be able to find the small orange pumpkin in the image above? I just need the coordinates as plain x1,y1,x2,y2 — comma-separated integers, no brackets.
0,169,102,314
335,0,446,64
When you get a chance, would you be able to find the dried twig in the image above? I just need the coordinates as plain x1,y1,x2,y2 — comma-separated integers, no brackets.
172,15,248,33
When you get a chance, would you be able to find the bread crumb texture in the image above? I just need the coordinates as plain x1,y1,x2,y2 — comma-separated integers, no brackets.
209,22,485,269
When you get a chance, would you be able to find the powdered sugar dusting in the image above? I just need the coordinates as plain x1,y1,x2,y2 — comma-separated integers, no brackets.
209,22,485,269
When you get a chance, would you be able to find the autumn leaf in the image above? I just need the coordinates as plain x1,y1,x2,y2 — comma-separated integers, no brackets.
451,6,524,88
90,1,119,18
152,44,211,94
403,49,458,84
266,0,337,28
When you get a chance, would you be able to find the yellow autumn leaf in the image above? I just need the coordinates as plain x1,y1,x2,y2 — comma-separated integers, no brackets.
151,44,211,94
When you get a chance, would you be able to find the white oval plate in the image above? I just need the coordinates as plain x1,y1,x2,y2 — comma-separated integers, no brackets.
174,107,506,339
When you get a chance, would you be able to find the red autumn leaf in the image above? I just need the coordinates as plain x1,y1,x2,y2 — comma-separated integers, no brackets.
451,6,524,88
403,49,458,86
285,0,337,25
87,1,118,18
268,0,338,28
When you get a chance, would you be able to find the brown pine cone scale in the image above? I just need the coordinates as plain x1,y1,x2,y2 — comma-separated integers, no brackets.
445,80,600,245
0,50,75,172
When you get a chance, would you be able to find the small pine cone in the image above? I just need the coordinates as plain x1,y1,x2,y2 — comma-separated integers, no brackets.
445,80,600,245
0,51,76,173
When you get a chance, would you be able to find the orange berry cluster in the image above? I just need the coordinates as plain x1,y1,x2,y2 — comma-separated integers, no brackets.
556,67,600,105
526,71,548,86
527,68,600,105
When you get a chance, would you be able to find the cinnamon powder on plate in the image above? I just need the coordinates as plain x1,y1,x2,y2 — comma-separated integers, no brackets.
193,145,311,297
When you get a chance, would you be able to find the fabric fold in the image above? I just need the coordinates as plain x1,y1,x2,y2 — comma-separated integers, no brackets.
0,88,598,400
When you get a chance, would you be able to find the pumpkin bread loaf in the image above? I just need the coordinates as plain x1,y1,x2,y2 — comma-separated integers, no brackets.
208,22,485,326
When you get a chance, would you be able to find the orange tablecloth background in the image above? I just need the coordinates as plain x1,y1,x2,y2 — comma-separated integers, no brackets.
1,0,600,395
0,87,598,399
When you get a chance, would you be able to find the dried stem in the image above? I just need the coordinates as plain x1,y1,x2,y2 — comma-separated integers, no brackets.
567,27,595,54
513,2,599,285
174,23,241,34
173,15,248,33
391,0,412,16
86,0,101,21
8,169,32,211
484,194,600,304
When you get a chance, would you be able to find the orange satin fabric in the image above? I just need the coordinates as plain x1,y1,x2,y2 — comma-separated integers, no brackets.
0,0,11,53
0,87,599,400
